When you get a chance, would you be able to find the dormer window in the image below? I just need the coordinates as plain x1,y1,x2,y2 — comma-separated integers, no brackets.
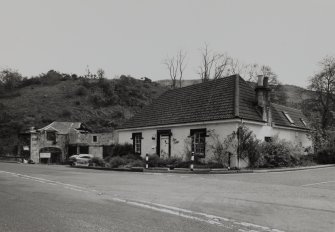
300,118,307,127
283,111,294,124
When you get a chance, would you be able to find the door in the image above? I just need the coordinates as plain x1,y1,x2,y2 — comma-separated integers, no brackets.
160,135,170,159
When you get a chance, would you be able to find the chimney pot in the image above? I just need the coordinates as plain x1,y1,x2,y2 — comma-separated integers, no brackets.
257,75,264,86
263,76,269,88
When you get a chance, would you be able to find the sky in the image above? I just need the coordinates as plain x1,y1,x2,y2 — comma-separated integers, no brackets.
0,0,335,87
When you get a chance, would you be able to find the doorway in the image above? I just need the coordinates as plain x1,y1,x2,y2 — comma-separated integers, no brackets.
156,130,171,158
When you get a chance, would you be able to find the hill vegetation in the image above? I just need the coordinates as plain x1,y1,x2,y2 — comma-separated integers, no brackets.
0,70,167,154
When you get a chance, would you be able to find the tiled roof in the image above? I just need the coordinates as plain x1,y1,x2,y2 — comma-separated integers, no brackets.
271,104,308,129
120,75,308,130
39,122,82,134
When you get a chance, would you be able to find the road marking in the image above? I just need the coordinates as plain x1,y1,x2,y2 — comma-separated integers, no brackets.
0,170,284,232
301,180,335,187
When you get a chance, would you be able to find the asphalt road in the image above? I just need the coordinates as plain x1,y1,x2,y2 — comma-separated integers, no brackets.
0,163,334,232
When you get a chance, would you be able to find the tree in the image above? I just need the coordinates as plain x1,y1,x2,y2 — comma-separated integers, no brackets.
247,64,287,105
97,68,105,80
164,50,187,88
198,44,231,82
0,68,23,91
308,56,335,131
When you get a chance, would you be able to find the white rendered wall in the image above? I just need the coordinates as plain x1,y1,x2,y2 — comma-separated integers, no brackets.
117,120,312,168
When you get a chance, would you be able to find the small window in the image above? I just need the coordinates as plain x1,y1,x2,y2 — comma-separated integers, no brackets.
93,135,98,143
132,133,142,155
46,131,56,142
190,129,206,158
300,118,307,127
283,111,294,124
264,136,272,142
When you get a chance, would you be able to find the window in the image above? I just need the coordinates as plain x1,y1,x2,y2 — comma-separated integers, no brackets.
283,111,294,124
264,136,272,142
190,129,206,158
300,118,307,127
93,135,98,143
132,133,142,155
46,131,56,142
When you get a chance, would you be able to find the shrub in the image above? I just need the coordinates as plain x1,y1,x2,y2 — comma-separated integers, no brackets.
316,148,335,164
90,157,106,167
75,86,88,96
299,153,317,166
111,143,135,157
258,138,304,168
60,109,72,118
147,155,183,168
108,155,144,168
126,159,144,168
109,156,128,168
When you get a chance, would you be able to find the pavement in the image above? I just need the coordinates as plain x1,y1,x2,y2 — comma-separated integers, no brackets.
0,163,334,232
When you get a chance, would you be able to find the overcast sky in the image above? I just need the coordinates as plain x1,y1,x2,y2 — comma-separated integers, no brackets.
1,0,334,87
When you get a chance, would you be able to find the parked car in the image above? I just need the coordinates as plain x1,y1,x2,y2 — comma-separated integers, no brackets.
68,154,94,166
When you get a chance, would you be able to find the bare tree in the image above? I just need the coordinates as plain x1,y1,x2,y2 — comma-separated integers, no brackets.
213,53,230,79
308,56,335,131
198,44,216,82
97,68,106,79
198,44,231,82
164,50,187,88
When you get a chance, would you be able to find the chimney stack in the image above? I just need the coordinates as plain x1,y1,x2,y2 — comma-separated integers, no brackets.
255,75,271,123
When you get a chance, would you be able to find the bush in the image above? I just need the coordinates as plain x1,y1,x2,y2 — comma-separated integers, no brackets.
126,159,144,168
75,86,88,96
111,143,135,157
147,155,183,168
316,149,335,164
258,138,304,168
90,157,106,167
108,155,144,168
60,109,72,118
109,156,128,168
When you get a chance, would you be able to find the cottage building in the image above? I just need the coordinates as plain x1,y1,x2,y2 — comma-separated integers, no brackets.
117,75,311,168
19,121,115,164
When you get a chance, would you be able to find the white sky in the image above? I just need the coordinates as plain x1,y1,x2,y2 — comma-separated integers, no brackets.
1,0,334,87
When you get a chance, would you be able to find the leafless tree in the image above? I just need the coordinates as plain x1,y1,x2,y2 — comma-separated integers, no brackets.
308,56,335,130
198,44,231,82
164,50,187,88
198,44,216,82
213,53,230,79
97,68,106,79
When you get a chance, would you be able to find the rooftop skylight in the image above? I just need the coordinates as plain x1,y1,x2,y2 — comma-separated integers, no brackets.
283,111,294,124
300,118,307,127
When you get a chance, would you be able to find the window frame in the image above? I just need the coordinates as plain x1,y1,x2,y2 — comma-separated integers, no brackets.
46,131,56,142
132,133,142,155
283,111,294,124
190,128,207,158
92,135,98,143
300,118,307,127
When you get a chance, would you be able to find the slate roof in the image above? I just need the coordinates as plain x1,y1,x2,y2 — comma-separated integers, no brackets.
39,122,83,134
120,75,309,130
271,104,308,129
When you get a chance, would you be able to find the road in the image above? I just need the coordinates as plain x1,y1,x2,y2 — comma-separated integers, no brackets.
0,163,334,232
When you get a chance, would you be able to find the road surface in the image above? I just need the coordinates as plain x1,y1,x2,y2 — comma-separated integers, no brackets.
0,163,334,232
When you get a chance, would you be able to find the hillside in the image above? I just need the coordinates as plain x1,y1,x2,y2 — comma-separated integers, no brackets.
0,74,168,154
